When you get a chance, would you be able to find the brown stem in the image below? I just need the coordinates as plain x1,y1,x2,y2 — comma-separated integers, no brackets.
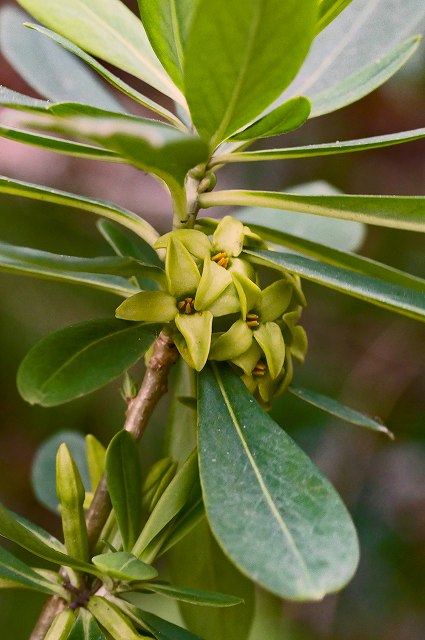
30,332,179,639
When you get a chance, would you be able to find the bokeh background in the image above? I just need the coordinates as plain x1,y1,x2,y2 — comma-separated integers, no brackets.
0,1,424,637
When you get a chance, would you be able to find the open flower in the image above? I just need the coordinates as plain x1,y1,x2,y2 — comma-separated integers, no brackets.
115,237,240,371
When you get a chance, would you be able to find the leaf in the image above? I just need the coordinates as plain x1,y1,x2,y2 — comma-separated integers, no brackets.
145,582,243,607
68,609,107,640
0,86,50,112
0,545,65,595
17,319,159,407
32,430,90,513
86,435,106,494
118,602,204,640
246,248,425,323
229,97,311,141
281,0,425,115
0,175,159,245
45,610,76,640
105,431,142,551
16,0,184,104
92,552,158,582
198,364,359,600
317,0,353,33
27,24,184,127
288,385,393,437
0,6,123,111
165,360,198,466
0,501,98,575
199,189,425,233
310,37,421,117
0,123,121,161
219,127,425,162
88,596,145,640
132,450,199,558
184,0,317,144
137,0,199,89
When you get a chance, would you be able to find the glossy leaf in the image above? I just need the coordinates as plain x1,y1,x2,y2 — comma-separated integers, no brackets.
86,435,106,494
27,24,184,127
229,97,311,141
0,545,65,595
32,431,90,513
288,385,393,437
88,596,145,640
119,602,203,640
17,319,159,406
199,189,425,233
132,450,199,558
45,610,76,640
220,127,425,163
198,364,359,600
16,0,184,104
145,582,243,607
281,0,425,115
68,609,106,640
246,248,425,323
0,6,122,110
92,552,158,582
158,499,205,555
138,0,199,89
184,0,317,144
317,0,353,33
166,361,198,466
0,175,159,245
106,431,142,551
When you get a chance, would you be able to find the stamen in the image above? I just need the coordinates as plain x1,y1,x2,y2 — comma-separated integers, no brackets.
212,251,230,269
246,311,260,328
253,361,267,377
178,297,195,315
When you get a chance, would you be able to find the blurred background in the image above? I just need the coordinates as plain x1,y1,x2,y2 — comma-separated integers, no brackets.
0,0,424,637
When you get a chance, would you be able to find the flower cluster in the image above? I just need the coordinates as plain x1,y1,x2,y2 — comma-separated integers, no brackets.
116,216,307,406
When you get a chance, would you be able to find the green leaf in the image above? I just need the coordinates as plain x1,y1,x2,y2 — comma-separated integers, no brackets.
88,596,146,640
229,97,311,141
0,6,123,110
0,86,50,111
17,319,159,407
118,602,203,640
68,609,107,640
32,431,90,513
316,0,353,33
137,0,199,89
198,364,359,600
184,0,317,144
16,0,185,105
241,223,425,294
220,127,425,163
0,502,98,575
92,552,158,582
0,175,159,245
158,499,205,555
45,610,76,640
132,450,199,558
310,36,421,117
145,582,242,607
106,431,142,551
288,385,393,437
0,545,65,595
246,248,425,323
199,189,425,233
86,435,106,494
166,361,197,466
27,24,185,127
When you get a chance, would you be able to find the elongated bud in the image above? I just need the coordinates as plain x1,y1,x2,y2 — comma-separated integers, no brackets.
142,457,178,512
56,443,89,563
45,610,75,640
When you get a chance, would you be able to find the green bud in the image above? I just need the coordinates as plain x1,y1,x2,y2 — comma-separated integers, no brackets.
85,435,106,494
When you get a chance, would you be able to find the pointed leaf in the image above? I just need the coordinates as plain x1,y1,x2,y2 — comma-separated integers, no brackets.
92,552,158,582
288,385,393,438
199,189,425,233
0,6,122,110
198,364,359,600
88,596,145,640
0,86,50,111
116,292,177,323
16,0,184,104
86,435,106,494
105,431,142,551
246,248,425,323
184,0,317,144
229,97,311,141
145,582,243,607
0,545,65,595
45,610,76,640
0,175,159,245
17,319,159,406
316,0,353,33
27,24,184,127
118,602,203,640
68,609,107,640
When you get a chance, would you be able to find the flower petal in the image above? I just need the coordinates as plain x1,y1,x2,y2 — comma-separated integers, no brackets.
155,229,211,259
206,282,241,316
116,291,176,322
231,340,262,375
175,311,213,371
166,237,201,298
260,280,293,322
209,320,253,361
212,216,244,256
232,272,261,319
253,322,285,379
228,257,256,279
195,257,232,311
291,326,308,363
